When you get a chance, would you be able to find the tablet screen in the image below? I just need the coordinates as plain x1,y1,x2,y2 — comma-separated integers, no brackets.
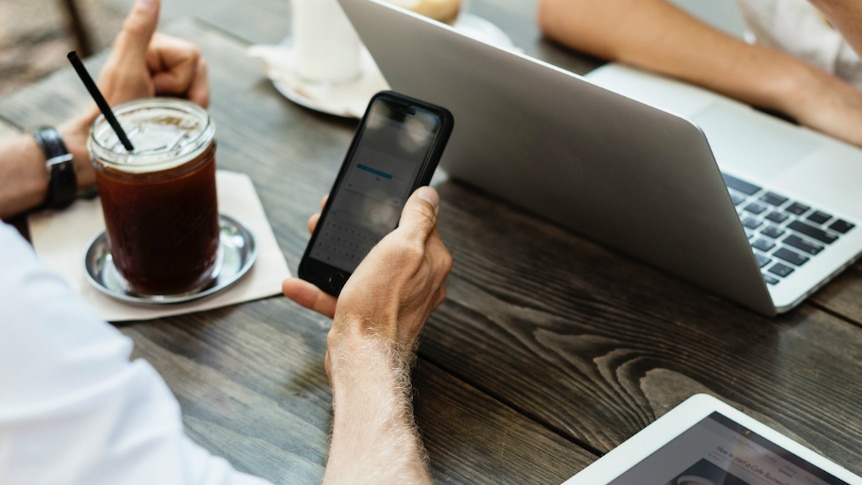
609,412,849,485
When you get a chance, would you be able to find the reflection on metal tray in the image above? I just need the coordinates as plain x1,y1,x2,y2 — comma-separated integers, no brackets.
84,214,257,305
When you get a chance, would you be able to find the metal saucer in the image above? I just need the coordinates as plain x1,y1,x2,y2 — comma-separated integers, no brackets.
84,214,257,305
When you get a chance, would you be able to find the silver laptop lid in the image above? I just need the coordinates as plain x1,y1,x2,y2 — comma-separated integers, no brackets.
339,0,775,315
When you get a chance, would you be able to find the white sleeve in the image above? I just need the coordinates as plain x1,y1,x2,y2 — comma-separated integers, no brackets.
0,223,273,485
734,0,844,73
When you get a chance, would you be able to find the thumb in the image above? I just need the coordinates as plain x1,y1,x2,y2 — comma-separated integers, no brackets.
397,186,440,241
115,0,161,58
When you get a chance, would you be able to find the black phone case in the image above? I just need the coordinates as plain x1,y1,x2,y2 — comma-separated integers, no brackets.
298,90,454,296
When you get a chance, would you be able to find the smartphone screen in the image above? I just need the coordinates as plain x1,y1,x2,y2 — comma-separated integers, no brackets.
299,91,454,295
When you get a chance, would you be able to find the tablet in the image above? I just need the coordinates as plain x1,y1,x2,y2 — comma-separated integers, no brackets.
563,393,861,485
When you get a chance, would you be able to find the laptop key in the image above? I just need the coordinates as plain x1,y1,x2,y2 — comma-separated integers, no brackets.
744,202,768,215
785,202,810,215
787,220,838,244
730,193,746,206
765,211,788,223
752,238,776,252
829,219,855,234
723,173,761,196
742,217,762,230
769,262,794,277
763,273,780,285
761,225,785,239
760,192,789,206
806,210,832,225
774,247,809,266
783,234,824,255
754,253,772,268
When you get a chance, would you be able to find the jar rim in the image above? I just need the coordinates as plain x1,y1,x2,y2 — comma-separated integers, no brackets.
88,98,215,174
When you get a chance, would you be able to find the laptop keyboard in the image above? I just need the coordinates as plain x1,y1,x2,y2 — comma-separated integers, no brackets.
722,173,856,286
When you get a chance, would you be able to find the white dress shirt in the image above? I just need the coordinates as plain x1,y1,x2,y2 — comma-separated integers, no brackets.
0,222,272,485
735,0,862,90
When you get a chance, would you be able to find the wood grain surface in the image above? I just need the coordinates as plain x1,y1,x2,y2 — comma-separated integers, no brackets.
2,0,861,482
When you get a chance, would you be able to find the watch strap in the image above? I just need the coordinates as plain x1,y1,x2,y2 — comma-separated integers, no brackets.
33,126,77,210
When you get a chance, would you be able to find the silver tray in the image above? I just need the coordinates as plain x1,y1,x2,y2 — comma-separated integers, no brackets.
84,214,256,305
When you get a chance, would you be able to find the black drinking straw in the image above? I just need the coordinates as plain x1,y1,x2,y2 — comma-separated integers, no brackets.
67,51,135,152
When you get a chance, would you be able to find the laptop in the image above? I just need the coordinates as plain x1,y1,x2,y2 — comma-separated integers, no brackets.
338,0,862,316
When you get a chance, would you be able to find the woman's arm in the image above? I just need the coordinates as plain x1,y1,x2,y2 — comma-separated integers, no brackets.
536,0,862,147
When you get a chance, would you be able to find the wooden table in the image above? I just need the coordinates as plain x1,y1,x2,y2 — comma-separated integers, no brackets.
2,0,861,482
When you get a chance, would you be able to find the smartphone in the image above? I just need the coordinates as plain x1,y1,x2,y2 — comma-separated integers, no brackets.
298,90,454,296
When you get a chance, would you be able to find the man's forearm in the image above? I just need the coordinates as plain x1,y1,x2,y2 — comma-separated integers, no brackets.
0,112,95,220
324,334,430,485
0,135,50,219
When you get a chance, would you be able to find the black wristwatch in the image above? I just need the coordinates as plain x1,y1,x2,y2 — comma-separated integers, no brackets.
33,126,77,210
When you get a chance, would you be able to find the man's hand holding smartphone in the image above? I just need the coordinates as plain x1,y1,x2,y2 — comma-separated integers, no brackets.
285,92,453,483
297,91,454,296
286,90,453,393
281,185,453,363
283,187,451,484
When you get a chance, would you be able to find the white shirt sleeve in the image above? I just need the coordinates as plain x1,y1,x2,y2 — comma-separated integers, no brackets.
734,0,862,90
0,223,273,485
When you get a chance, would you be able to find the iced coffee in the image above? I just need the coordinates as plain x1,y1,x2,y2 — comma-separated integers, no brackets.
89,98,219,296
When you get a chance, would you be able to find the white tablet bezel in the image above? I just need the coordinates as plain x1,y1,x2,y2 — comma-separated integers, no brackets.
563,393,861,485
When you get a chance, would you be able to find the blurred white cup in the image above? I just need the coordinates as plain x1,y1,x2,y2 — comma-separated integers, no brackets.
291,0,361,84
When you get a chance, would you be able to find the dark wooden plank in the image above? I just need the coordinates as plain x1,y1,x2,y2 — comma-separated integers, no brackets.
119,300,332,482
155,0,862,476
414,360,596,484
0,18,595,483
424,181,862,475
119,296,595,483
810,265,862,327
5,4,862,483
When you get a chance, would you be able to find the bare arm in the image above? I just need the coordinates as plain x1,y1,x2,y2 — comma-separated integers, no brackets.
323,332,431,485
283,187,451,484
0,136,46,220
0,114,94,220
536,0,862,148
